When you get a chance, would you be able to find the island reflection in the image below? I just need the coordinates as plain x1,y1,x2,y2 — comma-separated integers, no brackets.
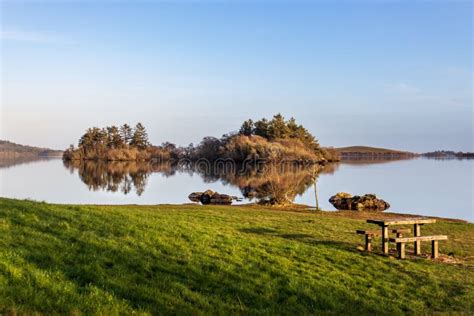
63,160,339,204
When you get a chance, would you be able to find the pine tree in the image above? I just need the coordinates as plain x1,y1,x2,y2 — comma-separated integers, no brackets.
130,123,150,149
286,117,299,138
107,125,124,148
96,128,108,147
120,124,133,145
268,113,290,140
239,119,254,136
79,128,95,149
254,118,269,138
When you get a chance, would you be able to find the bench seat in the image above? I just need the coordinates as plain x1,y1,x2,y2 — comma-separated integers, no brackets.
389,235,447,243
389,235,447,259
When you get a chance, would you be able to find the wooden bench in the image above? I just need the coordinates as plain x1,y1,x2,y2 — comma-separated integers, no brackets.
389,235,448,259
356,230,380,252
367,218,436,254
391,229,411,255
392,228,410,237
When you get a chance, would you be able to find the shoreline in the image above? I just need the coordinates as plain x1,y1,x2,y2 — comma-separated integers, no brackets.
1,197,469,223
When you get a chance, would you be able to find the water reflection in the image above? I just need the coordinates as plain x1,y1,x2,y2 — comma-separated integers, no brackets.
2,158,471,220
63,160,175,196
63,160,338,204
0,156,55,169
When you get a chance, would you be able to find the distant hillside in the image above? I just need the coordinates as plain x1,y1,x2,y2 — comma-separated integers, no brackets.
0,140,63,158
335,146,418,160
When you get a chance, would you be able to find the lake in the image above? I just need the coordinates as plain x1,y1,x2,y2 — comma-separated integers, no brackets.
0,157,472,222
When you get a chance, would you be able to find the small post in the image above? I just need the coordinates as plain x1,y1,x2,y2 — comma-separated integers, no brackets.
314,179,319,211
365,235,372,252
399,243,406,259
382,225,389,254
414,224,421,255
432,240,439,259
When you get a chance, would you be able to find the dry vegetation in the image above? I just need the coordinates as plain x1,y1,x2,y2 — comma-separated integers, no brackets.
221,135,323,163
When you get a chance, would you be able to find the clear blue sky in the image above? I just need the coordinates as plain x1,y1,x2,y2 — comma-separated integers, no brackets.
1,1,472,152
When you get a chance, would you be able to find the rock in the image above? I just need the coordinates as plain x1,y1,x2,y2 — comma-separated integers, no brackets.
188,190,240,205
329,192,390,211
335,192,352,199
188,192,203,203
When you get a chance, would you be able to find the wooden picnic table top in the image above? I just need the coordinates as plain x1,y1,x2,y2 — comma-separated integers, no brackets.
366,218,436,226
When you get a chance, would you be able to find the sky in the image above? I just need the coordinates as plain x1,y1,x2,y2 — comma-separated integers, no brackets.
0,1,472,152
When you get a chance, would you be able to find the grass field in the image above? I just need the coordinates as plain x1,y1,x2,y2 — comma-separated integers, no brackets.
0,198,473,314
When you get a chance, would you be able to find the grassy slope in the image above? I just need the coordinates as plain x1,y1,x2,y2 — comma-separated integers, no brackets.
0,198,473,314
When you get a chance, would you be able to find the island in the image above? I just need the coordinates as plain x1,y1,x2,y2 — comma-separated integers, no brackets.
63,114,341,164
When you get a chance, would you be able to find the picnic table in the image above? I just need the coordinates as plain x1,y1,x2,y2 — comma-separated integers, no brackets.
367,218,436,254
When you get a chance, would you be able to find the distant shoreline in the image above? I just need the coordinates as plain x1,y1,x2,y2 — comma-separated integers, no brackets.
0,139,63,159
2,139,473,162
333,146,474,160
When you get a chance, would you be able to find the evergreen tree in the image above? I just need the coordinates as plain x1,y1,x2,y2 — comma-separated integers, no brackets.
96,128,108,147
120,124,133,145
107,125,124,148
130,123,150,149
79,128,95,149
78,127,106,148
239,119,254,136
254,118,269,138
268,113,290,139
286,117,299,138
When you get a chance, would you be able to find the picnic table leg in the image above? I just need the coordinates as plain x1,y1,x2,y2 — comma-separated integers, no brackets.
399,242,406,259
365,234,372,252
382,225,389,254
414,224,421,255
432,240,439,259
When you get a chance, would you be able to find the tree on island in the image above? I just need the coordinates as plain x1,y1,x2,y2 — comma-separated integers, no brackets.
238,113,320,152
79,127,106,149
64,122,153,161
130,123,150,150
120,124,133,145
107,126,124,148
239,119,254,136
253,118,269,138
64,115,339,163
268,113,290,140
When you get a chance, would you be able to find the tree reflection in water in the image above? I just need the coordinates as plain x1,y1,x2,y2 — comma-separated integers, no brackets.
63,159,339,204
63,160,176,196
195,162,338,205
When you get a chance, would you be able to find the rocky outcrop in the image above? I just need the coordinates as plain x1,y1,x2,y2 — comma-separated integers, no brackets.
188,189,240,205
329,192,390,211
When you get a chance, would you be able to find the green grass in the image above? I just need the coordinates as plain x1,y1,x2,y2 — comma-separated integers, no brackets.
0,198,473,314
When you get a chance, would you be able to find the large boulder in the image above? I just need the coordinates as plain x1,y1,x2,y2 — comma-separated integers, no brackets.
188,189,240,205
329,192,390,211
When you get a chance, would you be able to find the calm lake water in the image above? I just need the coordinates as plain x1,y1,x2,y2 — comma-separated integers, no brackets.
0,157,472,222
